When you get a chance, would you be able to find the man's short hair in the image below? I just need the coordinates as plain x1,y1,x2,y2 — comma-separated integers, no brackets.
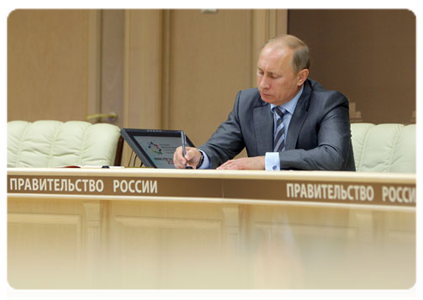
264,34,311,73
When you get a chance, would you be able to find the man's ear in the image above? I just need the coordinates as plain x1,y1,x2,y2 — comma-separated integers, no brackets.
297,69,309,86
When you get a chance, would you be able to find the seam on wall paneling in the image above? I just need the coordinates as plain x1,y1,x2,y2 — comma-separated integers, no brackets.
87,10,102,122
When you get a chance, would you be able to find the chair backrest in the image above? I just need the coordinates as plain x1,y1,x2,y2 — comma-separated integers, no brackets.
351,123,415,173
7,120,123,168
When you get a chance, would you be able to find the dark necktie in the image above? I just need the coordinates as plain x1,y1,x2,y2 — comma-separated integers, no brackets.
273,107,286,152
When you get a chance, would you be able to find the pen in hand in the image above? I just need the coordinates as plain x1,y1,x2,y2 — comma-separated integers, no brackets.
180,130,192,169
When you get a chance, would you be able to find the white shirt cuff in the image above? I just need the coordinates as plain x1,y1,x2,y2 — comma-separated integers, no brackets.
198,150,211,169
265,152,280,171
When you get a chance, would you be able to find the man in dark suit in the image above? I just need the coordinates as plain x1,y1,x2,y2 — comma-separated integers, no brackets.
173,34,355,171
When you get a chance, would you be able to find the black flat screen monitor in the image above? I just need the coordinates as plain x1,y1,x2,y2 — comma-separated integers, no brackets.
120,128,195,168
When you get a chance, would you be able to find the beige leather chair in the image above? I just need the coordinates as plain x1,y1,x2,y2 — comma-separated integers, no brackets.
7,120,123,168
351,123,416,173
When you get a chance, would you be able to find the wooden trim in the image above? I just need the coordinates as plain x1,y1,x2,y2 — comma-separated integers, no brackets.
276,9,288,35
123,10,130,129
162,10,171,130
123,10,163,129
250,9,287,87
122,10,164,165
7,167,416,182
251,10,267,87
87,10,102,122
268,10,277,38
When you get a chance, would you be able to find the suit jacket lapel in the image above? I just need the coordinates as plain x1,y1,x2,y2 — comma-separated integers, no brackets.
253,102,273,155
286,82,312,150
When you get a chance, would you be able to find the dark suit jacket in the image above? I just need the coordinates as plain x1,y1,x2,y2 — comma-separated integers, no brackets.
199,79,356,171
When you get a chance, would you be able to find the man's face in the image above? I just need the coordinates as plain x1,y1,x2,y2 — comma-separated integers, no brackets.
257,45,303,106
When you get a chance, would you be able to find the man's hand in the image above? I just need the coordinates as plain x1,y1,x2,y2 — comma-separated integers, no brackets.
173,146,202,169
217,156,265,170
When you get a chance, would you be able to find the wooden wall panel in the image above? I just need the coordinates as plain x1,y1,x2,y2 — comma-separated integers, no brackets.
123,10,163,130
100,10,125,129
166,9,253,146
251,10,287,86
8,194,416,289
7,10,91,122
288,9,416,124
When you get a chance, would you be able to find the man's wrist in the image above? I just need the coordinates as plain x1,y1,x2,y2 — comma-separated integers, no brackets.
265,152,280,171
196,151,204,168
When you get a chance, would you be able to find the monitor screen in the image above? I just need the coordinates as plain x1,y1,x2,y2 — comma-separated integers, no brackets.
120,129,195,168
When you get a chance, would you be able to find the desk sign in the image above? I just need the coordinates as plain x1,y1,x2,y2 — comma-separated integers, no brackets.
7,174,416,207
7,173,415,207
